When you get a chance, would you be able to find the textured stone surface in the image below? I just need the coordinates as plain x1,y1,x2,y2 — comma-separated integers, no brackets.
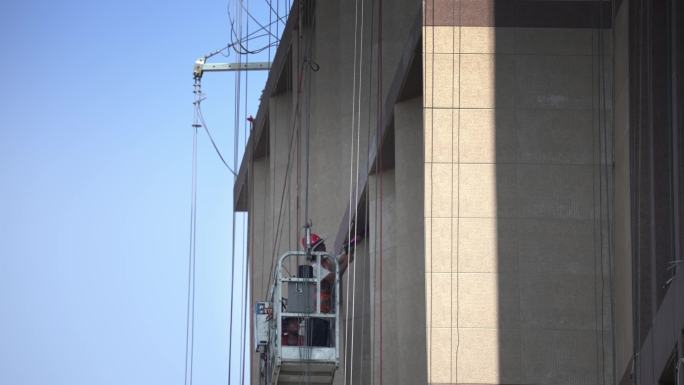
424,18,612,385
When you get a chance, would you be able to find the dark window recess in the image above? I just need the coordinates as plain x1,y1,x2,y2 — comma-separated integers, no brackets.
657,348,678,385
630,0,684,347
651,0,675,309
674,0,684,271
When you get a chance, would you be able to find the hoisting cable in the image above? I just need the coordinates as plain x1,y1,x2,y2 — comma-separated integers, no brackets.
264,0,286,28
227,2,285,56
263,55,307,296
227,1,243,383
196,103,237,177
376,0,384,383
357,1,375,382
263,0,317,295
237,1,280,40
239,2,251,384
184,89,200,385
608,1,619,382
343,0,361,383
424,0,438,382
598,5,609,382
304,0,315,238
297,2,320,381
207,16,285,60
229,20,280,55
348,0,366,383
590,13,600,385
305,2,320,382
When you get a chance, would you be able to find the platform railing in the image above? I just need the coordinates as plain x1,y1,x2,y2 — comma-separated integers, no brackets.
267,251,340,385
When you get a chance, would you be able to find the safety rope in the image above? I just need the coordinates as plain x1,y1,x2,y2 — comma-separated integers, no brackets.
452,2,462,383
263,53,304,296
248,115,258,385
185,93,200,385
358,2,375,383
591,3,618,384
632,0,645,381
343,0,359,381
599,5,610,383
227,1,243,383
608,1,618,381
591,10,600,385
426,0,434,383
186,75,240,385
348,0,366,382
343,0,362,382
377,0,384,382
299,2,313,383
239,3,251,385
187,3,293,385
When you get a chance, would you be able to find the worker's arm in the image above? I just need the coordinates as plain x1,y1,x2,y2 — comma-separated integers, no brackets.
338,234,362,276
320,252,351,285
320,235,362,284
337,251,352,276
333,234,362,279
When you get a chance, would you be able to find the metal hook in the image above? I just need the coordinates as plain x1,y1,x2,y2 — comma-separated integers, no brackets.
304,57,320,72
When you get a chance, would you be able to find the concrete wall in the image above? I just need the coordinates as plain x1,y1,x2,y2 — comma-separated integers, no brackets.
242,1,421,384
243,1,622,385
367,97,427,385
393,98,428,385
423,2,614,383
612,0,633,381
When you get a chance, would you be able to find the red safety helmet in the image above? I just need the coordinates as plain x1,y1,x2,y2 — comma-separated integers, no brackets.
301,233,326,251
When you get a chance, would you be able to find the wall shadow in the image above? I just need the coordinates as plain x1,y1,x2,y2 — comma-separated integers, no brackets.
494,1,612,385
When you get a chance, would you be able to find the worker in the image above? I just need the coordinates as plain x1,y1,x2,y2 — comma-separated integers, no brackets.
300,231,360,346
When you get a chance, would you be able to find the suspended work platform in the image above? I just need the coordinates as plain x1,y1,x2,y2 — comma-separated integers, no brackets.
255,250,341,385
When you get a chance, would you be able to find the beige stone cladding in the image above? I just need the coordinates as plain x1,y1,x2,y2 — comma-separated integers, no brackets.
424,23,613,385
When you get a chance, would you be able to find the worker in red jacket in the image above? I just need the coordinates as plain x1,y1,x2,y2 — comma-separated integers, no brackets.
301,231,360,346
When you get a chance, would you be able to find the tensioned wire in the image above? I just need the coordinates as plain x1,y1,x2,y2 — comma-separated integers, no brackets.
343,0,362,382
357,0,375,382
239,2,251,384
601,2,618,383
185,3,291,384
185,102,199,385
263,56,301,296
226,0,242,381
426,0,434,383
598,5,610,383
593,4,621,384
591,15,601,385
591,7,613,384
296,2,319,381
370,3,380,380
452,1,461,382
349,0,366,383
263,28,315,299
608,1,618,381
376,0,384,382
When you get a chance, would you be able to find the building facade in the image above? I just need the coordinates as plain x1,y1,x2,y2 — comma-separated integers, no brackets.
233,1,684,384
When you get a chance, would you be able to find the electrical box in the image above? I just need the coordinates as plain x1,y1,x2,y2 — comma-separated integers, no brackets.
287,282,316,313
254,302,271,352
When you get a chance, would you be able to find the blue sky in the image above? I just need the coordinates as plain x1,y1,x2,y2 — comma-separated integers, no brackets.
0,0,281,384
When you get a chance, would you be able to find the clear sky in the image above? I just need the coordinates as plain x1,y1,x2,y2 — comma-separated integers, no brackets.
0,0,281,384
